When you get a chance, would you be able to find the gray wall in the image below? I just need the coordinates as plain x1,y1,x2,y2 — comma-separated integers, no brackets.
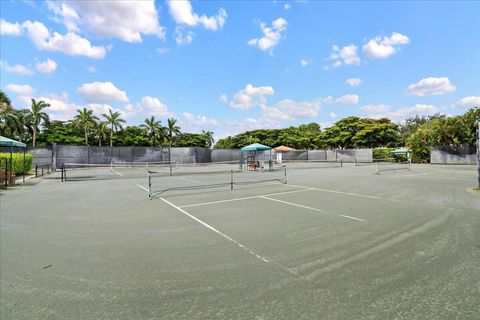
26,145,373,167
27,145,212,168
430,146,476,164
27,146,52,166
211,149,241,162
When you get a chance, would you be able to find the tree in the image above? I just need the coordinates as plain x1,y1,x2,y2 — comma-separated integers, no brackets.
94,121,108,146
29,98,50,146
201,130,214,148
140,116,164,147
14,109,33,142
166,118,181,163
0,90,17,137
101,109,125,147
72,108,98,145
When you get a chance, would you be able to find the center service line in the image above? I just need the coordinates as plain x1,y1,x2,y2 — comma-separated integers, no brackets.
260,196,367,222
160,197,298,276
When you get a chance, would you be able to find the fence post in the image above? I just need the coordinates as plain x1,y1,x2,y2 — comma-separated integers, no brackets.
52,143,57,171
230,170,234,190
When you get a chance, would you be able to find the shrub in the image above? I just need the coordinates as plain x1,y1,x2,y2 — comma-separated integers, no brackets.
0,153,33,175
373,148,394,160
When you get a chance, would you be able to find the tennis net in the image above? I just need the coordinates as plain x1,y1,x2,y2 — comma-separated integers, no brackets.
61,160,244,181
276,159,343,170
375,159,411,174
148,166,287,198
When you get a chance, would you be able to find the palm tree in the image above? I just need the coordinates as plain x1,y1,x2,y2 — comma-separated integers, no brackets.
140,116,163,147
101,109,125,147
95,121,108,146
72,108,98,145
0,90,16,137
201,130,214,148
30,98,50,146
166,117,181,164
14,109,33,142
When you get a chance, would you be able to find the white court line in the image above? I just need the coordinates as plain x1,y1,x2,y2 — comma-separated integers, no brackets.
113,170,124,177
180,188,314,208
160,197,297,274
135,183,149,192
288,184,383,200
260,196,367,222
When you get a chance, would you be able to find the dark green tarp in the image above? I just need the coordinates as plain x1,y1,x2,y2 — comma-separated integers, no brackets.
0,136,26,148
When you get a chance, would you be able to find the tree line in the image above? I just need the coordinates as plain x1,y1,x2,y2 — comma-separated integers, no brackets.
0,91,214,148
215,108,479,162
1,90,478,161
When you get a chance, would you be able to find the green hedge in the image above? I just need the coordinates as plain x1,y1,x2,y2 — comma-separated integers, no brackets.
373,148,394,160
0,153,33,175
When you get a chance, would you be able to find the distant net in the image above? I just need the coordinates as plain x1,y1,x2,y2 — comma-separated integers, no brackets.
355,158,398,166
276,159,343,170
148,166,287,198
375,159,411,174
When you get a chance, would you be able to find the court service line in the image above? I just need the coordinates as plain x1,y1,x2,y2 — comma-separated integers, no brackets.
260,196,367,222
179,188,314,208
160,197,297,276
288,184,383,200
135,183,149,192
113,170,124,177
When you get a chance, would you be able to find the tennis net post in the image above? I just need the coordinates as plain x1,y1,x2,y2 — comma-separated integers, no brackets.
148,171,152,200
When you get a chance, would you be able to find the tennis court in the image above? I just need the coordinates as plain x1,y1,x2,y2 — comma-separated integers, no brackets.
1,162,479,319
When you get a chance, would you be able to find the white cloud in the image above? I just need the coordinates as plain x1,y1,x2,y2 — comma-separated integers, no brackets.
360,104,391,113
362,32,409,59
335,94,359,105
346,78,363,87
5,83,36,95
175,27,194,45
262,99,322,121
1,19,22,36
248,17,287,55
87,66,96,73
362,104,438,121
3,62,34,75
407,77,456,96
156,47,171,54
300,59,309,67
329,44,360,67
284,4,291,10
35,58,57,74
77,81,129,103
181,112,220,131
230,84,275,110
454,96,480,109
47,0,165,42
218,94,229,104
329,112,336,119
22,20,106,59
167,0,227,31
137,96,171,118
87,103,127,119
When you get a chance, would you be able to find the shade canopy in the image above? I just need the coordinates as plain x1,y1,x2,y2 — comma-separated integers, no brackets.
392,148,411,154
273,145,296,151
0,136,26,148
240,143,272,151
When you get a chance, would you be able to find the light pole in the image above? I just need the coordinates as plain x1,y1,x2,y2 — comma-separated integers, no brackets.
477,117,480,189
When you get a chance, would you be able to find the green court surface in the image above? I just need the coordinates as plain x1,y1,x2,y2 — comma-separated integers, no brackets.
1,163,479,319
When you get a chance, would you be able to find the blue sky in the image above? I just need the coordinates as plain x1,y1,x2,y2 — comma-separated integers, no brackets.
1,0,479,139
